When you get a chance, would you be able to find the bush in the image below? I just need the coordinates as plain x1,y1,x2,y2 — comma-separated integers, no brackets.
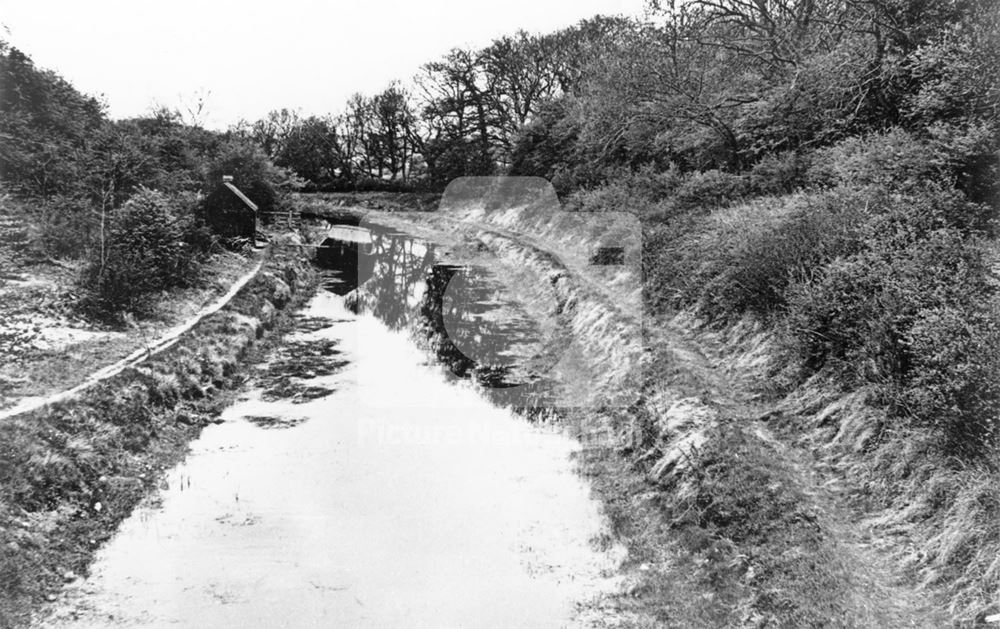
81,189,209,316
865,184,989,245
644,188,866,319
788,225,989,372
669,169,749,214
807,129,951,191
926,121,1000,211
28,195,96,259
747,151,811,196
619,164,684,201
697,194,863,318
902,306,1000,455
785,255,892,375
564,165,684,217
642,169,750,223
565,181,647,215
786,216,1000,455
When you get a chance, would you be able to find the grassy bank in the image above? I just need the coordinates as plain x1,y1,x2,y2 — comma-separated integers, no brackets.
637,180,1000,625
295,191,441,215
0,241,318,629
338,190,989,626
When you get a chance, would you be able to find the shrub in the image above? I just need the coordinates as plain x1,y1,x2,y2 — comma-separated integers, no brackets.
565,181,648,215
668,169,749,214
901,306,1000,455
697,195,863,318
861,184,991,245
81,188,208,316
747,151,811,196
644,188,866,319
806,128,951,191
564,165,683,217
785,255,891,375
786,217,1000,455
620,164,684,201
788,226,989,373
926,121,1000,211
29,195,96,259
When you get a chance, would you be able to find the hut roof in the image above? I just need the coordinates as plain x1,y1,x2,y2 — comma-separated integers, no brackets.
222,182,259,212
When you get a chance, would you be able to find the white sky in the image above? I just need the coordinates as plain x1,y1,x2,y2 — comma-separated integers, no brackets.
0,0,648,130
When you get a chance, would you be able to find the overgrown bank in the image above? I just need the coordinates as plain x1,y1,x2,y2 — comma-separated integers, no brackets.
634,134,1000,626
0,242,318,629
543,151,1000,623
334,189,997,627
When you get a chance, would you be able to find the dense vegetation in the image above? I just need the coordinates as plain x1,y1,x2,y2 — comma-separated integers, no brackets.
248,0,1000,455
0,42,293,317
3,0,999,624
243,2,1000,621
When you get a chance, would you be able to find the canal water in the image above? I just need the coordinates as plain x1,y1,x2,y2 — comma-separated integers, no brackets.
39,223,621,628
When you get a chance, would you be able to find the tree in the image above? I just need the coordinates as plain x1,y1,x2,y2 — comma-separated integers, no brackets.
0,42,105,197
81,188,204,315
479,32,562,165
232,108,300,160
202,139,293,236
275,115,345,188
418,48,497,179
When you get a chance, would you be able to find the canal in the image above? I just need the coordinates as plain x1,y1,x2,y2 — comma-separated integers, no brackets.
38,222,621,628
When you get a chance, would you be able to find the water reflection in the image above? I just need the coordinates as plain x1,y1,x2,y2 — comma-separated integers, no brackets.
38,288,620,628
313,221,555,406
316,238,375,295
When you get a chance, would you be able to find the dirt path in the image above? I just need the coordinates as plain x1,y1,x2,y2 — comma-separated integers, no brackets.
0,258,266,422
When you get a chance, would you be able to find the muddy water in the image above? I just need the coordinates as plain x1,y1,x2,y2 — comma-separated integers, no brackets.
40,226,621,628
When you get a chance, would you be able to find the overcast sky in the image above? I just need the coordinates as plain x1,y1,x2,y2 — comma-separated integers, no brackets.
0,0,648,130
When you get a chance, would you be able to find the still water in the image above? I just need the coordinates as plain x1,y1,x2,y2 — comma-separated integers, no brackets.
39,224,620,628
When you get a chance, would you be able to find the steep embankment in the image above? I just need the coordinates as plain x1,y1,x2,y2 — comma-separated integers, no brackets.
0,237,318,629
313,193,956,627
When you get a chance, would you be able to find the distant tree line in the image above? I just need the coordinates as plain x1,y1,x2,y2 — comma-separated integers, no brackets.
234,2,998,200
230,17,634,191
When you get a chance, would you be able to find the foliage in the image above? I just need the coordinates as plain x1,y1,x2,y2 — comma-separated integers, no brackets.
0,43,105,197
29,195,97,259
806,128,954,192
200,139,301,238
210,1,1000,199
645,188,866,317
562,165,682,218
785,189,1000,455
229,17,637,191
508,97,582,192
81,189,211,316
203,140,286,214
666,170,750,215
746,151,811,196
901,306,1000,455
645,169,1000,455
0,44,282,271
274,115,344,188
